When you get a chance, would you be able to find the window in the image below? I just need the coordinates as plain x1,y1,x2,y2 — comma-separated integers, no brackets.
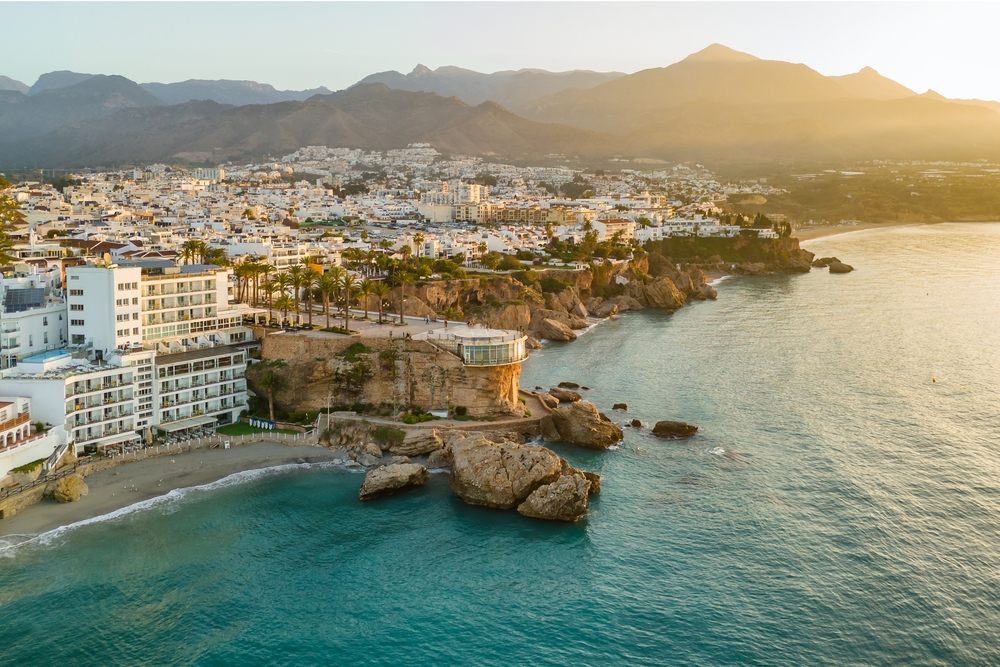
72,334,84,344
71,304,83,311
70,289,83,296
71,319,84,326
132,313,138,320
43,317,48,326
132,297,138,305
28,335,33,347
43,332,48,344
133,328,139,336
71,276,79,280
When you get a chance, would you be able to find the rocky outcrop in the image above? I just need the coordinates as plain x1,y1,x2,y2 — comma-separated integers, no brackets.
613,403,628,410
812,256,839,268
529,308,588,332
255,335,523,417
548,387,582,403
389,430,443,457
557,382,580,389
483,304,531,331
643,276,687,310
449,436,562,509
537,318,577,341
652,420,698,438
358,463,430,501
517,472,591,521
542,401,623,449
581,471,601,495
828,261,855,273
536,393,560,409
525,336,542,350
426,446,453,469
52,474,88,503
589,298,619,318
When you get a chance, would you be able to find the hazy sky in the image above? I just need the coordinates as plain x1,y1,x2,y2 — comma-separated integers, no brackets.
6,2,1000,100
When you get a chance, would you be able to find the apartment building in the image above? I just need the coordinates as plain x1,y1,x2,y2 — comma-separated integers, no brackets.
0,267,69,369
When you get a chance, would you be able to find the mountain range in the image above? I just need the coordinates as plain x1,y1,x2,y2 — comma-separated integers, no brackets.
5,45,1000,168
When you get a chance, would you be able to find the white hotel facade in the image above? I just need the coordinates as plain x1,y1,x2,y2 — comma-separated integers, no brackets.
0,261,255,454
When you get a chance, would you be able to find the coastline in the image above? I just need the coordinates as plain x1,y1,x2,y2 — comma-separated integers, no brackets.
794,220,925,241
0,441,342,544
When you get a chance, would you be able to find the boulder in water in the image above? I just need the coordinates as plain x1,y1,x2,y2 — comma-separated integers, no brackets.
449,436,562,509
548,387,582,403
613,403,628,411
558,381,580,389
828,261,855,274
390,429,443,456
545,401,624,449
517,472,591,522
359,463,430,501
652,420,698,439
538,318,577,341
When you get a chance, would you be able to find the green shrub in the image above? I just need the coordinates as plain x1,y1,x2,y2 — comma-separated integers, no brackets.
338,342,372,362
539,277,570,293
373,425,406,446
454,406,467,416
11,458,46,474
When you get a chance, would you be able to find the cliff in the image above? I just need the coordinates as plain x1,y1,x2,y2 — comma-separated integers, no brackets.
248,334,523,417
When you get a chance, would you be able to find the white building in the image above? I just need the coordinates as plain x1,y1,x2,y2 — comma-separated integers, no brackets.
0,267,68,369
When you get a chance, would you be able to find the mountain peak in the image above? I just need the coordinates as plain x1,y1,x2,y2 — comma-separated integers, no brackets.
683,44,759,63
410,64,432,77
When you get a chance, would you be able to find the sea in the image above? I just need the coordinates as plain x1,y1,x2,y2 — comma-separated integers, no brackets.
1,222,999,666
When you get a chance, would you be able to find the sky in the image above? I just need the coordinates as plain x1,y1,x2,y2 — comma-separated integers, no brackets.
5,2,1000,101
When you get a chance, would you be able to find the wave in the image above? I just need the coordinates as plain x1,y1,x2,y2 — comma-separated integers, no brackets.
708,274,733,286
0,459,363,556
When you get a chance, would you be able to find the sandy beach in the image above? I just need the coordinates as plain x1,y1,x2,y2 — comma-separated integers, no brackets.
0,441,342,540
794,220,925,241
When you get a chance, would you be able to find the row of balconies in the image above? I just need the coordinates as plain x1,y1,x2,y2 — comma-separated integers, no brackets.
160,386,243,409
159,373,242,393
65,377,134,397
74,422,136,444
66,392,134,414
73,408,134,427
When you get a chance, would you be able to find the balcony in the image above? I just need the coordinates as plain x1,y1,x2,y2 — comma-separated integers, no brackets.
0,412,30,433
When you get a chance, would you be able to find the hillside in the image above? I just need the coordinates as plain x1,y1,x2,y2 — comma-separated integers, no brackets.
0,84,605,167
140,79,333,106
0,75,164,143
357,64,624,111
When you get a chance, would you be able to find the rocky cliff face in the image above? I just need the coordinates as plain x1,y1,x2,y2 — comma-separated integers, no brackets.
249,334,523,417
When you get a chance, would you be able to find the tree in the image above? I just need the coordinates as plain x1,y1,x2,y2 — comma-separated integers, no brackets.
0,178,22,266
372,282,391,324
340,273,357,332
358,278,375,320
302,268,320,326
205,247,230,267
256,365,285,422
262,282,279,318
394,271,411,324
275,293,294,324
288,265,305,324
318,272,337,328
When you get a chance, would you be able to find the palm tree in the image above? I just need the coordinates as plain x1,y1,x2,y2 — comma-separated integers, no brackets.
275,294,294,324
412,233,424,255
303,268,320,326
256,367,284,422
288,265,305,324
256,263,273,306
318,272,337,329
340,273,357,332
373,282,391,324
233,263,251,302
262,282,279,321
358,278,375,320
205,247,230,267
181,239,201,265
394,270,411,324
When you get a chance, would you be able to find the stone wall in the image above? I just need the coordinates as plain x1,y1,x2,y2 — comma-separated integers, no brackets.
253,333,523,417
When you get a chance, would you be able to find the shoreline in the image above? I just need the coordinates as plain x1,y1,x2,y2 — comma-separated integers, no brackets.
794,220,925,241
0,441,344,545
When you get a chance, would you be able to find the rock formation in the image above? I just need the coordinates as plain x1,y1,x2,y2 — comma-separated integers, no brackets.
449,436,562,509
537,318,577,341
52,474,88,503
517,472,591,521
548,387,582,403
358,463,430,500
828,261,855,273
651,420,698,438
542,401,624,449
643,277,687,310
390,429,443,456
613,403,628,411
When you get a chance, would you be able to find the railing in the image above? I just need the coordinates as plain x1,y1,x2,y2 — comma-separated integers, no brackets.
0,460,84,503
0,413,30,433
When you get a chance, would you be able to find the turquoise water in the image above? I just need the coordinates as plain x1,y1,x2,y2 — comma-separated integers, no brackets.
2,223,1000,666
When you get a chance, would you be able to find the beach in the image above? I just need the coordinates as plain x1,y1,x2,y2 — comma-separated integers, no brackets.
793,220,925,240
0,441,341,540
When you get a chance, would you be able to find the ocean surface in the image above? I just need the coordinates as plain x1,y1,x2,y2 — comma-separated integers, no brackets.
2,223,1000,666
